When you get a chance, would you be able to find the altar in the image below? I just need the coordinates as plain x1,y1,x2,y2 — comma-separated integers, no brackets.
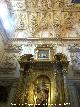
12,45,70,107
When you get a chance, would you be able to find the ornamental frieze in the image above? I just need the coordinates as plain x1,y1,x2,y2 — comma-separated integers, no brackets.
0,53,19,72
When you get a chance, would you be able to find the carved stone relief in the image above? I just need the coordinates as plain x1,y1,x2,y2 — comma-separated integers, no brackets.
13,12,28,30
6,0,80,38
11,0,26,11
61,12,80,37
25,0,54,11
68,44,80,71
0,52,19,73
4,44,22,52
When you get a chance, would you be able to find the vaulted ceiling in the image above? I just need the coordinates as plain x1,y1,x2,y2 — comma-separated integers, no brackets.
1,0,80,39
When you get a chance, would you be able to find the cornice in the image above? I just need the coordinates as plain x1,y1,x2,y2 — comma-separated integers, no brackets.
0,77,19,86
8,37,80,43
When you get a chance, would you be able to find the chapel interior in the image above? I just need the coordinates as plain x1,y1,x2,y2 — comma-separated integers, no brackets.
0,0,80,107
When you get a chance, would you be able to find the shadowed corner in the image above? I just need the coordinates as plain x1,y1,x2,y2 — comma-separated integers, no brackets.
72,0,80,3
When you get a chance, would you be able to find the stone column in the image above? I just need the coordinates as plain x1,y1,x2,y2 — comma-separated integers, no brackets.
68,80,79,107
8,81,18,107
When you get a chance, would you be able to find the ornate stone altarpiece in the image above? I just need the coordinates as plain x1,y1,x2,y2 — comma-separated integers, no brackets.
11,45,70,107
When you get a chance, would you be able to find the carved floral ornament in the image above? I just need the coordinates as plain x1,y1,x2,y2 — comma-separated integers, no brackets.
25,0,55,10
10,0,80,11
68,44,80,52
13,13,80,38
4,44,22,52
25,0,80,11
0,52,18,72
3,0,80,39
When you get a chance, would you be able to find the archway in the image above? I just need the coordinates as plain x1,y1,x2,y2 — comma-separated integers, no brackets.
33,75,51,107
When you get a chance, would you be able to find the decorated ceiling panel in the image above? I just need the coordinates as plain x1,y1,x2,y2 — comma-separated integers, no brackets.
1,0,80,38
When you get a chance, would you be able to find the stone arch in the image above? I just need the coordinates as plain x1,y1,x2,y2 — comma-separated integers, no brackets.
33,75,51,107
34,75,51,83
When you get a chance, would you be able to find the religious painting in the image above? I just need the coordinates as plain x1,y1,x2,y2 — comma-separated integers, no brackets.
38,50,49,59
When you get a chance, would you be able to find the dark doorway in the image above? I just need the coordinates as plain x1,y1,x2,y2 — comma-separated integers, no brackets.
0,86,9,102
